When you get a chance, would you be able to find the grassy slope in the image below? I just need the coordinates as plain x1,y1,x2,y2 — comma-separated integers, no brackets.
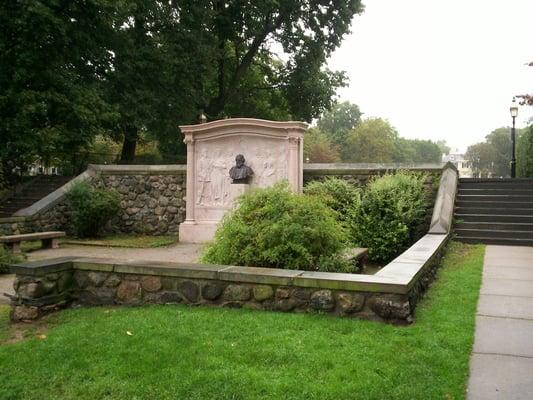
0,242,484,400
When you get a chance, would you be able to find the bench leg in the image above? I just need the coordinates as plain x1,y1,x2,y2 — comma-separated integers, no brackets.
5,242,21,254
42,238,60,250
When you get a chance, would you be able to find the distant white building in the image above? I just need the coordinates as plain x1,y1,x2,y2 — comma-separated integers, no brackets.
442,151,473,178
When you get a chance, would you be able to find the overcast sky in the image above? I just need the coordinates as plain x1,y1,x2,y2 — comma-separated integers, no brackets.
327,0,533,153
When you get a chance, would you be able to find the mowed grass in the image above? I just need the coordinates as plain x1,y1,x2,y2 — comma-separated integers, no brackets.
61,234,177,248
0,242,484,400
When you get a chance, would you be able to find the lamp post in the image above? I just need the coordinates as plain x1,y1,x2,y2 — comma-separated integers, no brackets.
510,97,518,178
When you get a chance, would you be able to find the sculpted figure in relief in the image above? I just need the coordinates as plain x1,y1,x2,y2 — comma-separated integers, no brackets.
211,149,230,206
196,149,212,205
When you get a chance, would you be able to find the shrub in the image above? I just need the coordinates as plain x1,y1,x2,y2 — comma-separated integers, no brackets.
65,182,120,238
304,178,360,229
351,171,428,263
202,182,353,272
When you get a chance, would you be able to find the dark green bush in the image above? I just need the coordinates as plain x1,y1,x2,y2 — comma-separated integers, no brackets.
304,178,360,228
351,171,428,263
65,182,120,238
202,182,353,272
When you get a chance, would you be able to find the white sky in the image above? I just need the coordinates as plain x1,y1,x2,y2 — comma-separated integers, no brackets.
327,0,533,153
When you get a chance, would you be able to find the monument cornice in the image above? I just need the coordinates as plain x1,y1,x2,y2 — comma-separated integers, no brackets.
179,118,308,137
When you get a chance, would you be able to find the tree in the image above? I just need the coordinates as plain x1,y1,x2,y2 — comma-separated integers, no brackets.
303,128,340,163
110,0,365,162
436,140,451,156
517,125,533,177
0,0,117,180
466,142,497,178
317,101,362,146
344,118,398,163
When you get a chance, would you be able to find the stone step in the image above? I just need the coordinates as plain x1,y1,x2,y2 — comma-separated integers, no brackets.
459,178,533,183
459,188,533,196
455,207,533,216
455,228,533,240
455,214,533,223
456,236,533,246
456,200,533,209
455,222,533,232
457,194,533,202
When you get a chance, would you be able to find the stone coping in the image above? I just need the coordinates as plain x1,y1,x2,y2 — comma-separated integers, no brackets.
10,233,447,295
89,164,186,175
180,118,308,135
303,163,446,175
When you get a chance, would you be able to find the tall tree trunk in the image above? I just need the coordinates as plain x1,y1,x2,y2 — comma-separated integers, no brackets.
119,125,138,164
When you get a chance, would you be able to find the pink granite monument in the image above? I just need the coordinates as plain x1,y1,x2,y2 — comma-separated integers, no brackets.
179,118,307,243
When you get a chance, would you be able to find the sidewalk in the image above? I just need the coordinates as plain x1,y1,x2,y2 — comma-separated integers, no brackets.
467,245,533,400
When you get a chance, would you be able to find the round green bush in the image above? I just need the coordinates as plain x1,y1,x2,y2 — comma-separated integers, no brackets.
66,182,120,238
202,182,352,272
351,171,428,263
304,177,360,228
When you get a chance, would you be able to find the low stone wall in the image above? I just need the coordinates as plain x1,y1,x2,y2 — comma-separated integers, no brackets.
9,233,447,323
0,163,444,236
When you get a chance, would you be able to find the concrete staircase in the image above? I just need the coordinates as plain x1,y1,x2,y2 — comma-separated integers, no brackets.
454,178,533,246
0,175,71,218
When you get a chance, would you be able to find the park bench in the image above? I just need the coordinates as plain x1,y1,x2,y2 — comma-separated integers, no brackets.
0,231,66,254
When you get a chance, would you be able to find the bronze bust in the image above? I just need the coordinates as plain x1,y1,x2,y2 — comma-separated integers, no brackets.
229,154,253,184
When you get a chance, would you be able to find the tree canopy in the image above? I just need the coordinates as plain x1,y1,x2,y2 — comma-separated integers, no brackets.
0,0,365,174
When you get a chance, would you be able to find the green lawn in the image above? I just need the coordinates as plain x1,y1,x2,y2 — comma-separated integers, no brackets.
61,234,177,248
0,241,484,400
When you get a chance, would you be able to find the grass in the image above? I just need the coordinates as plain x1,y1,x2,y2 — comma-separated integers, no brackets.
0,241,484,400
0,305,9,341
61,234,177,248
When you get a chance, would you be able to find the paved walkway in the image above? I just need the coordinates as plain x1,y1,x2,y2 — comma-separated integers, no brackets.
467,245,533,400
27,243,203,264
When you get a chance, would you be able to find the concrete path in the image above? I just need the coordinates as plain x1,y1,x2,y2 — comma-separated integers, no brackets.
467,245,533,400
27,243,203,264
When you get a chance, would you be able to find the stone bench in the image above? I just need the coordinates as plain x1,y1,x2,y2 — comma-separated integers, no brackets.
0,231,66,254
343,247,369,271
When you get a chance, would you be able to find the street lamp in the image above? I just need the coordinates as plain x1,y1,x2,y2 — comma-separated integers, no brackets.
510,97,519,178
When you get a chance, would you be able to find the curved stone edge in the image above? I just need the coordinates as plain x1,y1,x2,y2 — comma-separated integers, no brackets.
303,162,446,175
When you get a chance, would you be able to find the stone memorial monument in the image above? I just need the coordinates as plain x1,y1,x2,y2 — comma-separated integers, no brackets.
179,118,307,243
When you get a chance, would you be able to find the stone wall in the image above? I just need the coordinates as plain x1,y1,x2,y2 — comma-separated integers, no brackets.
0,163,444,236
9,246,446,324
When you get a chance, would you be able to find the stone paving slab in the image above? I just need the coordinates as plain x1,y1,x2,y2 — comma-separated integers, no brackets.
468,353,533,400
483,266,533,280
473,316,533,358
484,258,533,269
480,278,533,297
477,294,533,320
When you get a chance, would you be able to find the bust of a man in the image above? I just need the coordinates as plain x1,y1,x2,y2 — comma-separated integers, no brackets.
229,154,254,184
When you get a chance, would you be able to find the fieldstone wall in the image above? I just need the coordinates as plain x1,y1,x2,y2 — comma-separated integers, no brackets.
0,167,186,236
93,174,185,235
10,264,415,324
